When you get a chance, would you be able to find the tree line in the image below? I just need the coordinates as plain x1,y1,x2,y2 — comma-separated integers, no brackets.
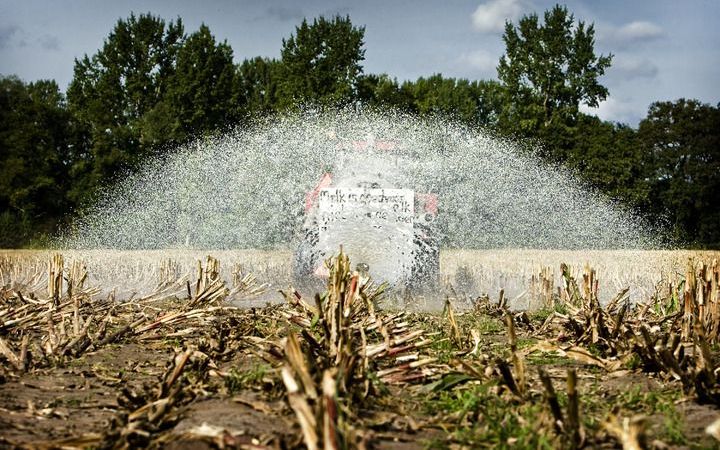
1,7,718,248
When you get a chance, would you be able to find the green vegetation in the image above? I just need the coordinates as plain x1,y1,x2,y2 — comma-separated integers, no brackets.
497,5,612,135
529,302,569,322
613,387,687,445
1,7,719,247
424,382,557,449
224,364,272,394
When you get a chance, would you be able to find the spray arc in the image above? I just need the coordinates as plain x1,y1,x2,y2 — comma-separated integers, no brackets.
62,107,662,293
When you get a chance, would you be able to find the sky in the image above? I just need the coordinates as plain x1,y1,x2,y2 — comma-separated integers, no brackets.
1,0,718,126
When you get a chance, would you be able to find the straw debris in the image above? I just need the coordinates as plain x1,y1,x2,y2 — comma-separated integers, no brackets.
1,250,720,448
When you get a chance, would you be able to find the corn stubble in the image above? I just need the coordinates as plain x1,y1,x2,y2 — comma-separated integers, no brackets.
1,251,720,448
277,249,439,448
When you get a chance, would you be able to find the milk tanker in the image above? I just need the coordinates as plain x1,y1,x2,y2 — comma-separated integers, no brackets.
294,138,439,288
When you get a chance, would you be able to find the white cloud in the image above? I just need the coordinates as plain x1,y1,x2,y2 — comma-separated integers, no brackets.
599,20,664,47
472,0,528,34
612,56,659,80
616,21,664,42
580,97,642,124
458,49,499,75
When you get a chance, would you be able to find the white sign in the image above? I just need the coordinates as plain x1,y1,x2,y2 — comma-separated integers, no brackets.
317,188,415,285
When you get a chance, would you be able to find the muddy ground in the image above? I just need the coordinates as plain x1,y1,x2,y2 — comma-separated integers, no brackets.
2,303,719,449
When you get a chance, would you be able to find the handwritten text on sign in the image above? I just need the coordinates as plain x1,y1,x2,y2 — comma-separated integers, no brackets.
317,188,414,231
317,188,415,284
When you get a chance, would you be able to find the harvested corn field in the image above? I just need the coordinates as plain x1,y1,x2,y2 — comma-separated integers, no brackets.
1,249,713,308
1,249,720,448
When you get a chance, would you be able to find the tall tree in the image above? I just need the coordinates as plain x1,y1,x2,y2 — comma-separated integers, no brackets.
356,74,503,127
67,13,184,201
277,15,365,108
497,5,612,135
234,57,282,117
357,74,413,110
155,24,236,143
638,99,720,245
401,75,503,126
0,76,76,245
569,115,649,206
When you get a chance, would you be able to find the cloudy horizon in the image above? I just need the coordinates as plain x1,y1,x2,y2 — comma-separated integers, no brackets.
1,0,718,125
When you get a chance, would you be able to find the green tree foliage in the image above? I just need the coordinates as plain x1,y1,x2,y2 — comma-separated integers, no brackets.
495,4,632,208
402,76,503,127
358,74,503,127
160,24,237,142
235,57,282,117
638,99,720,246
1,9,719,248
570,115,649,206
67,13,185,200
0,76,76,245
406,75,478,120
277,15,365,108
497,5,612,134
356,74,410,109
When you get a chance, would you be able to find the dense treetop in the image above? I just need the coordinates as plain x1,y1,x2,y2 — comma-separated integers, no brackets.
1,10,718,248
498,5,612,131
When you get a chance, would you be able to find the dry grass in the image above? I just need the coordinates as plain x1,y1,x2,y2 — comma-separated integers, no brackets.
442,248,720,309
6,248,719,311
0,249,290,305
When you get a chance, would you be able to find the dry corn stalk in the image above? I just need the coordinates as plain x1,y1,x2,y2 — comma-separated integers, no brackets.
491,312,528,399
603,412,646,450
99,347,210,449
48,253,63,305
443,297,461,347
0,252,263,371
67,259,88,296
228,269,266,299
159,258,180,287
188,256,228,308
566,369,583,448
531,266,555,308
278,249,438,447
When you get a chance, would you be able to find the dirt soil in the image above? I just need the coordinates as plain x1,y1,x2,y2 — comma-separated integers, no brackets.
3,250,720,449
2,312,719,449
0,335,446,449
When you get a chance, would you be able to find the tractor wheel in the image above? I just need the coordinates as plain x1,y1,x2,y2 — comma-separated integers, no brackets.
410,227,439,290
293,227,320,281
